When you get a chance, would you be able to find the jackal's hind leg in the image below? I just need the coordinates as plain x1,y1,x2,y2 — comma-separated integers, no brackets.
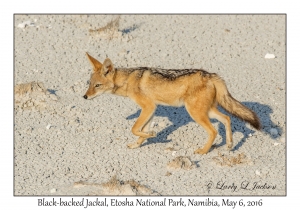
185,100,217,155
192,116,217,155
209,106,232,150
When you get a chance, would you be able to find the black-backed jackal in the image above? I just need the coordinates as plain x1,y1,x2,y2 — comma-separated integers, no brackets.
83,53,261,154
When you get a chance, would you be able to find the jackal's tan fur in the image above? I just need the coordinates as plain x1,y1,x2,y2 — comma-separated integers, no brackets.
84,53,261,154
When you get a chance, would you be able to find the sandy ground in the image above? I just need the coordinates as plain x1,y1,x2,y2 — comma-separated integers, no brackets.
14,15,285,196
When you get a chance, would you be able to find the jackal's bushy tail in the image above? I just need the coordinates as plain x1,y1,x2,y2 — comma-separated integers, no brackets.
212,76,261,130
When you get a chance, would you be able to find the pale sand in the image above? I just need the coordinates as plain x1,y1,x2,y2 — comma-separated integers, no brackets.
14,15,285,195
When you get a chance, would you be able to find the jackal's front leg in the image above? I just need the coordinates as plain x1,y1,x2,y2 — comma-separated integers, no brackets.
127,115,155,149
127,104,156,149
127,137,148,149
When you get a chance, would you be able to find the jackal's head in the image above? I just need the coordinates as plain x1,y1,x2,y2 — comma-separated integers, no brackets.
83,53,115,99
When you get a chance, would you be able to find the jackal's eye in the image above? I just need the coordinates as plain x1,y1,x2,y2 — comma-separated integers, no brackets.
95,84,101,87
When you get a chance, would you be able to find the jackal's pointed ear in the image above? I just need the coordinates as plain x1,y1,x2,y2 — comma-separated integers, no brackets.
86,52,102,72
102,58,115,76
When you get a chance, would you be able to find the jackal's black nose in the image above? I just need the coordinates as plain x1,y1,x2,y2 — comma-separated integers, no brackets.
83,95,88,99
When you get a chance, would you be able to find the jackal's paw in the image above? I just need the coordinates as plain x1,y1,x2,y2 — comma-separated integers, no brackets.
226,142,233,150
147,131,157,138
194,148,208,155
127,142,141,149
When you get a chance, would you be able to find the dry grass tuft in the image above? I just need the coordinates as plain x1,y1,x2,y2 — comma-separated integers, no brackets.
14,81,57,111
89,16,121,40
165,171,172,176
101,175,159,195
73,181,101,189
73,175,159,195
15,81,45,96
167,156,196,170
212,152,251,167
101,175,121,191
164,147,176,152
124,179,155,195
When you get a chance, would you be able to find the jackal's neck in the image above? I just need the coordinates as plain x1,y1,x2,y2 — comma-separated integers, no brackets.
111,68,130,97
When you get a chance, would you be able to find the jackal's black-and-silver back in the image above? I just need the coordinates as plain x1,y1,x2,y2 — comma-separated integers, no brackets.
115,67,215,80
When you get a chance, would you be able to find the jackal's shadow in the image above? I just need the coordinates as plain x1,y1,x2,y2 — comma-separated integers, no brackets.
126,102,283,151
